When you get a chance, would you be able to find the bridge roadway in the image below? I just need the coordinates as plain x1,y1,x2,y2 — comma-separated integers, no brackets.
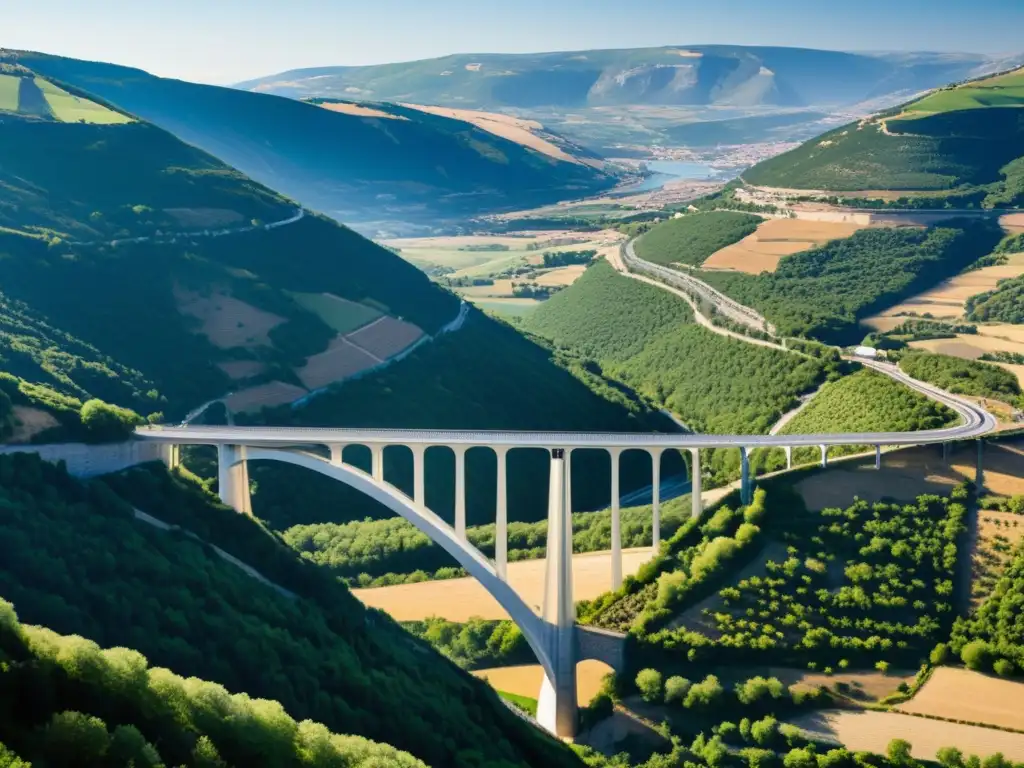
134,362,994,739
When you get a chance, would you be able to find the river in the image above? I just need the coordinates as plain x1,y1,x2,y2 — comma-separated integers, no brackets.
621,159,721,192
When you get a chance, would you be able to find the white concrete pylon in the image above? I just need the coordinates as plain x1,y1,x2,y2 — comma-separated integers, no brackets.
689,447,702,520
453,446,467,540
785,445,793,470
820,444,828,468
329,444,344,467
537,448,577,739
875,444,882,470
412,445,426,510
217,444,251,515
495,446,509,580
371,444,384,483
609,447,622,591
740,446,751,506
650,448,662,548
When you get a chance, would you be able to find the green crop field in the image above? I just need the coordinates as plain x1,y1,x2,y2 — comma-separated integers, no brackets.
288,290,383,333
634,211,761,267
0,74,19,111
471,297,541,319
33,76,132,124
899,68,1024,117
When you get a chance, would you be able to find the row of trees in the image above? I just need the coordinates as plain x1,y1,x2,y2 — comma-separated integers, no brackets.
965,273,1024,323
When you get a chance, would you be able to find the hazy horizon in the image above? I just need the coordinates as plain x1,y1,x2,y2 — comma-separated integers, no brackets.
7,0,1024,85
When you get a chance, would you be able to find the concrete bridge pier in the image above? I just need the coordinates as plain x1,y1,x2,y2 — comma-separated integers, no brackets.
740,446,751,506
609,447,623,591
942,441,951,463
784,446,793,470
329,443,345,467
651,449,662,549
495,447,509,580
689,448,702,520
453,446,468,541
875,444,882,470
537,448,578,739
977,439,985,488
217,444,251,516
819,444,829,468
161,443,181,470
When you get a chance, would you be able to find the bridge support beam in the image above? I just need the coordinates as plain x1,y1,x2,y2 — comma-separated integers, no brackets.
329,444,344,467
412,446,426,510
942,441,950,463
875,444,882,470
977,439,985,489
537,448,577,739
454,446,467,540
609,448,623,591
495,447,509,580
651,449,662,549
371,445,384,483
217,444,251,516
784,446,792,470
740,447,751,506
690,448,702,520
820,444,828,469
161,443,181,471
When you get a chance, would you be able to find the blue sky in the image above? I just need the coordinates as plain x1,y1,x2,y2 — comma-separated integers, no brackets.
7,0,1023,84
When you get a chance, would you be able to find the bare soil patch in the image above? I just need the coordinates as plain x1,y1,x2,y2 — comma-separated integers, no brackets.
175,287,285,350
318,102,406,120
473,659,612,706
217,360,267,380
703,219,865,274
164,208,244,228
294,335,379,390
1000,213,1024,234
346,316,424,360
6,406,59,444
970,508,1024,607
223,381,307,414
532,265,588,286
354,547,655,622
790,710,1024,761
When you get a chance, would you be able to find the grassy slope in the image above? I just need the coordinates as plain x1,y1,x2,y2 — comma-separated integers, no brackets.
19,51,615,223
634,212,762,267
0,454,577,768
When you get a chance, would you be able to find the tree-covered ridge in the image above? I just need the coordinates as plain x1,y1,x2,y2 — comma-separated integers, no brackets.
0,456,577,768
701,222,1003,344
965,273,1024,323
634,212,762,267
779,369,957,436
899,350,1022,405
527,261,826,434
743,105,1024,199
0,599,429,768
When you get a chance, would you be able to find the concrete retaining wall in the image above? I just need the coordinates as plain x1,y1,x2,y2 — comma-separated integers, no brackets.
0,440,167,478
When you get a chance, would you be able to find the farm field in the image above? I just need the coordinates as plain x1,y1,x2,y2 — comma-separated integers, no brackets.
223,380,307,413
33,77,132,124
790,710,1024,761
895,67,1024,119
533,264,588,286
471,298,542,318
317,101,403,119
970,507,1024,607
353,547,655,622
294,335,380,390
863,253,1024,329
702,219,865,274
473,660,612,707
909,333,1024,386
288,291,383,334
174,287,285,349
346,316,424,359
0,73,19,111
217,360,266,380
897,667,1024,731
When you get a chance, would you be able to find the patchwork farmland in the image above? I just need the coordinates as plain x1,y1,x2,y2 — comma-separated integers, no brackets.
702,218,866,274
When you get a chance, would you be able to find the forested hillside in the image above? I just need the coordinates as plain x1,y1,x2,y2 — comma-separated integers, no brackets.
0,454,578,768
701,222,1002,344
0,598,428,767
635,212,762,267
17,50,616,229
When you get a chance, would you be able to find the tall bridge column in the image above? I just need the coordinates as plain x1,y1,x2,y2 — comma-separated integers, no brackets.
537,448,577,739
976,439,985,488
329,444,344,467
412,445,426,510
217,444,251,516
370,444,384,482
453,446,467,540
650,449,662,549
819,444,828,469
942,441,951,463
689,448,702,520
875,444,882,470
740,447,751,506
161,443,181,471
609,447,623,591
495,447,509,580
784,446,793,470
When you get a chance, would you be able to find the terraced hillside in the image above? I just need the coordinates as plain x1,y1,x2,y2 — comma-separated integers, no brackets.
15,50,616,230
744,67,1024,203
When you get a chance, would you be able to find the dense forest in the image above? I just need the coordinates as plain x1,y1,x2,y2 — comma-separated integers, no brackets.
899,351,1022,405
634,212,762,267
0,455,576,768
401,617,533,670
701,222,1003,344
0,598,429,767
965,273,1024,323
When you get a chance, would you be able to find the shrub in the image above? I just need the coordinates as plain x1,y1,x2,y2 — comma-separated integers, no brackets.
750,716,778,747
80,399,143,442
930,643,950,665
887,738,914,766
742,747,779,768
960,640,991,672
664,675,692,705
684,674,725,710
936,747,965,768
783,748,817,768
735,676,786,705
635,668,663,703
993,658,1016,677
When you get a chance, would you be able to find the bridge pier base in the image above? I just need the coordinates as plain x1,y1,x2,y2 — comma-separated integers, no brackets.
820,444,828,469
690,448,702,520
875,445,882,470
537,449,577,739
740,447,751,506
217,444,251,516
784,446,792,470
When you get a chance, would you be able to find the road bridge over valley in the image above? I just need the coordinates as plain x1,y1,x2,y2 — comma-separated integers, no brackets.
135,388,994,738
